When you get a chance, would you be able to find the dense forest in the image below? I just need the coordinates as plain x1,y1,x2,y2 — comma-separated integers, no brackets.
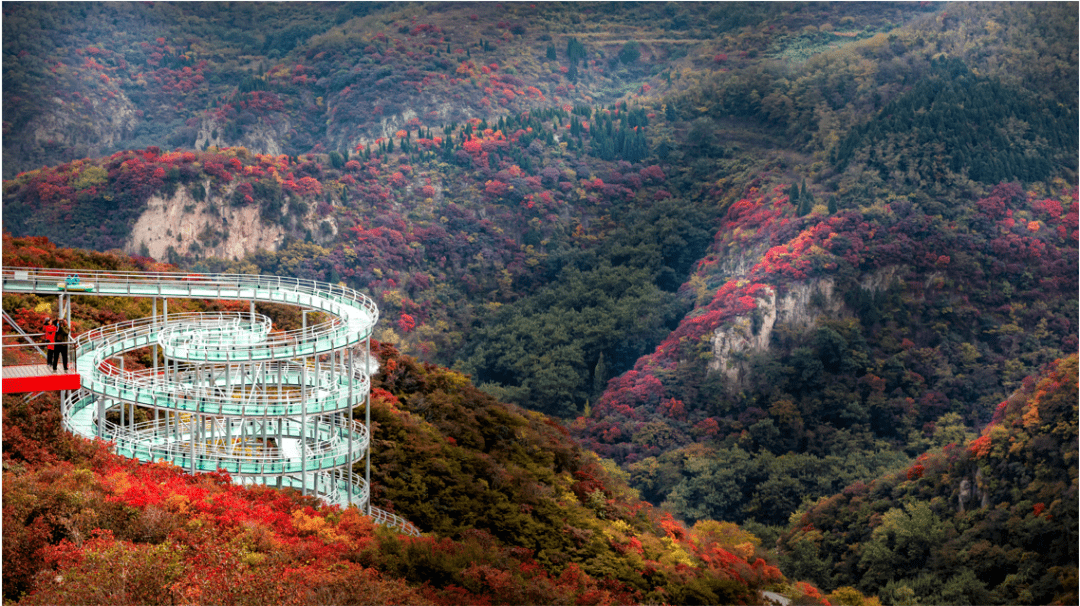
3,2,1077,604
778,355,1078,605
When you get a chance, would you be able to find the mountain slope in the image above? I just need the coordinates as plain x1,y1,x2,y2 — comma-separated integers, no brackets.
2,235,805,606
3,2,932,179
3,4,1078,603
777,355,1078,605
575,178,1077,527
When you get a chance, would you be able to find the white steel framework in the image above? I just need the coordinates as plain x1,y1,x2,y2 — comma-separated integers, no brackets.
1,268,418,535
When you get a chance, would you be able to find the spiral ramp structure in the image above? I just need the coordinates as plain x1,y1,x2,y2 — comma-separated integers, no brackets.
1,268,419,536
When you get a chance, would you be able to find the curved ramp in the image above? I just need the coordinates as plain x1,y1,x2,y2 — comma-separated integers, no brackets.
2,268,419,536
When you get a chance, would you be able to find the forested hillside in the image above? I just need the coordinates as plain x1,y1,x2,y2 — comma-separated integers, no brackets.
778,355,1078,605
576,180,1077,528
3,2,1077,604
2,1,925,179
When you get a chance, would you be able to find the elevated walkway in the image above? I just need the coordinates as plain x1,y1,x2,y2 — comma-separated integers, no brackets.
2,267,419,536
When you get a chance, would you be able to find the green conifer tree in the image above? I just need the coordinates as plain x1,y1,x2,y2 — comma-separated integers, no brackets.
593,352,607,397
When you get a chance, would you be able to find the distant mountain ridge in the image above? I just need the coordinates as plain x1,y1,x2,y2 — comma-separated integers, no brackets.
3,2,933,178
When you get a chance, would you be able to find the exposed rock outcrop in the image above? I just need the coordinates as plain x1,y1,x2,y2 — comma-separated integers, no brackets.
957,467,992,513
126,184,286,261
708,268,899,384
195,116,291,157
4,92,139,179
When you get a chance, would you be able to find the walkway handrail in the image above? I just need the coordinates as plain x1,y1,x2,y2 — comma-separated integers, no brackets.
81,406,370,472
2,268,381,349
74,312,371,417
369,507,422,537
2,340,77,349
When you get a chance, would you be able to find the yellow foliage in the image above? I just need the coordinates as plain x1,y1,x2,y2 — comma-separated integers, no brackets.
104,471,133,495
73,166,108,191
1022,404,1041,429
827,585,882,606
691,519,761,551
660,536,696,567
375,327,401,346
559,489,579,505
733,542,755,560
291,509,342,542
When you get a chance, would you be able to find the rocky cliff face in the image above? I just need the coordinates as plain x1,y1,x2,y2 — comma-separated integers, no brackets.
708,268,899,384
5,92,139,178
195,116,292,157
126,183,287,261
957,467,992,513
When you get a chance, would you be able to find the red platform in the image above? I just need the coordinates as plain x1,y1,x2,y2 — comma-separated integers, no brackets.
1,364,81,393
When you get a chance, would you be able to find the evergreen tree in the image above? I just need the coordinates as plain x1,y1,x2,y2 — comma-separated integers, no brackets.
593,352,607,397
567,37,586,64
797,195,812,217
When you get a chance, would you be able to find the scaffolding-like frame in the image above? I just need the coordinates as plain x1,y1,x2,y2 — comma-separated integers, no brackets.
2,267,418,535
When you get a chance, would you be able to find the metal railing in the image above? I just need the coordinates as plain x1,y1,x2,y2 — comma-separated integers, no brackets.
232,470,371,510
2,267,380,345
75,312,371,417
70,403,369,474
369,506,422,536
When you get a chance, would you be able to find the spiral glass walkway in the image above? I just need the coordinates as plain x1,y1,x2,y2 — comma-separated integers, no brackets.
1,267,419,536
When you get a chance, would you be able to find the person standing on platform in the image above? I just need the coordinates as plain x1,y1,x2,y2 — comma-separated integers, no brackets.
52,320,70,373
44,318,58,372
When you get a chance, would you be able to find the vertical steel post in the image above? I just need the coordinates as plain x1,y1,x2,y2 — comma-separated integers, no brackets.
277,417,284,488
119,356,126,431
97,396,105,439
153,297,159,430
347,348,354,507
162,299,169,383
262,409,268,460
190,409,196,475
301,362,307,496
365,337,371,516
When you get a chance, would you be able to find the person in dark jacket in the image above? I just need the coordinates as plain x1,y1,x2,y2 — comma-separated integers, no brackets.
44,318,58,370
52,320,70,373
